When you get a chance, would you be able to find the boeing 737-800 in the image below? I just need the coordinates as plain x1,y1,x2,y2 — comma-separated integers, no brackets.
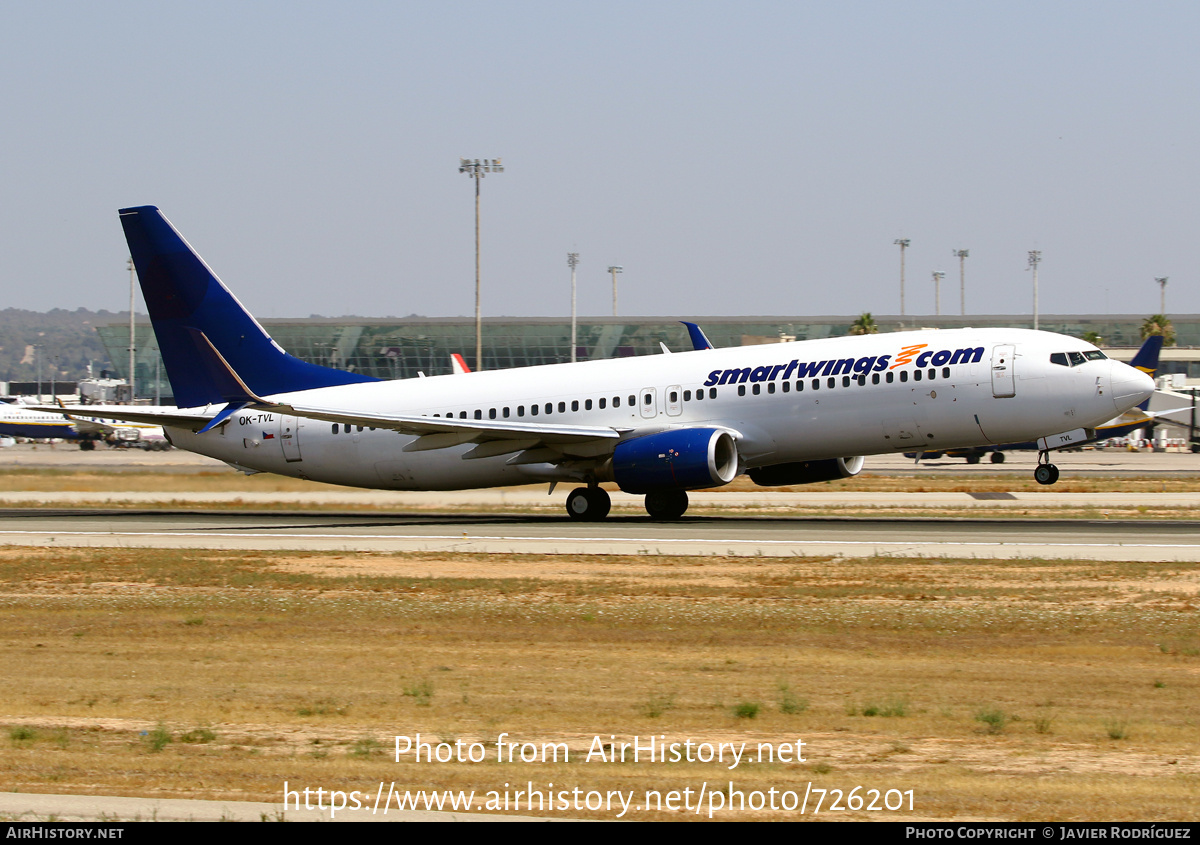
41,207,1155,519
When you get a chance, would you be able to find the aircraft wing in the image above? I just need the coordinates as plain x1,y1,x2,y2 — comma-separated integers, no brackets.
35,400,628,459
258,399,627,458
31,405,215,433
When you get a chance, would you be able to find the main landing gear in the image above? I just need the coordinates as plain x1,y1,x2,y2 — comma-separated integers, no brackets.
565,487,692,520
644,489,689,520
1034,451,1059,486
566,486,611,521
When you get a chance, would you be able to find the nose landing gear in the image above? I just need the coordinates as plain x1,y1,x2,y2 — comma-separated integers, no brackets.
1034,451,1060,485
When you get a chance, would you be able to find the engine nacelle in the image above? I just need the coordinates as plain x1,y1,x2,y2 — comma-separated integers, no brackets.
611,428,739,494
747,456,865,486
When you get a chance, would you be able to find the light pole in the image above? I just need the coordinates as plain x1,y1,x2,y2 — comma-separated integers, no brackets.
608,265,623,317
1027,250,1042,330
568,253,580,363
894,239,910,316
1156,277,1168,315
128,257,137,401
932,271,945,316
459,157,503,371
953,249,969,315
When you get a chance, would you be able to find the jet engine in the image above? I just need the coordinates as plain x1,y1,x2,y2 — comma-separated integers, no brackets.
611,428,739,494
747,456,865,486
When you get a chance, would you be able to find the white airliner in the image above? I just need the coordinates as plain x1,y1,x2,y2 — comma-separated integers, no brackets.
40,207,1155,519
0,402,168,450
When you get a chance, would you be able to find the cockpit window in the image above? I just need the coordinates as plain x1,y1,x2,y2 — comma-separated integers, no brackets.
1050,352,1069,367
1084,350,1106,361
1068,351,1087,366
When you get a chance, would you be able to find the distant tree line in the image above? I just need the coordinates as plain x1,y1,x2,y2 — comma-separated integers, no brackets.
0,308,116,383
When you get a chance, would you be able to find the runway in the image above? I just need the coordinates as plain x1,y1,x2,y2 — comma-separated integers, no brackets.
4,507,1199,560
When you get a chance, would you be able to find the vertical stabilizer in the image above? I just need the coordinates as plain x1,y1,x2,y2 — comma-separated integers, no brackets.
119,206,377,408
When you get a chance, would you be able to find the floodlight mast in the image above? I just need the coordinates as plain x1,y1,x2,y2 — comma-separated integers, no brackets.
568,253,580,363
608,265,623,317
1027,250,1042,330
953,249,969,316
127,257,136,400
459,157,503,371
894,239,910,316
1156,277,1169,315
932,271,945,316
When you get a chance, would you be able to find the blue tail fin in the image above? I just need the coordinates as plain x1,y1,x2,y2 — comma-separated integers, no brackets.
119,206,377,408
1128,334,1163,410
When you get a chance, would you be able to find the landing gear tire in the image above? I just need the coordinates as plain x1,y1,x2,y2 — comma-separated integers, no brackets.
966,454,981,464
990,451,1006,464
1034,463,1059,485
645,489,688,520
566,487,611,521
79,440,95,451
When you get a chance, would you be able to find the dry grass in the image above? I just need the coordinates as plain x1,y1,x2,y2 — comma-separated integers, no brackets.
0,547,1198,820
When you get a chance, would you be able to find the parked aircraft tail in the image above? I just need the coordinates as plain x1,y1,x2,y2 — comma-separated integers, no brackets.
119,206,377,408
1128,334,1163,410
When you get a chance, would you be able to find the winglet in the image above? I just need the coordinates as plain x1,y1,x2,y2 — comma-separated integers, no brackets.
681,321,714,350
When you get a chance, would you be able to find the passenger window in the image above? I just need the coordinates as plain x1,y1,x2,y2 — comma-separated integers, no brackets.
614,396,621,408
599,398,606,409
642,394,651,406
858,375,866,386
684,390,692,401
331,423,338,434
767,383,775,394
752,384,761,395
782,382,790,393
886,371,894,383
872,373,880,385
738,385,746,396
503,407,510,418
357,425,363,432
459,411,467,418
475,410,482,419
585,399,592,410
344,424,351,433
558,402,566,413
914,371,922,382
942,367,950,378
812,379,820,390
518,406,525,416
668,391,678,403
927,369,935,380
842,376,851,387
796,381,804,392
708,388,717,399
489,409,497,419
695,391,703,401
531,405,538,416
828,377,836,389
571,400,579,412
545,403,552,414
900,371,908,383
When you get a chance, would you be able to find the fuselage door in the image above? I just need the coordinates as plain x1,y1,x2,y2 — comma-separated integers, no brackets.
991,344,1016,398
279,415,302,462
639,387,658,419
665,385,683,417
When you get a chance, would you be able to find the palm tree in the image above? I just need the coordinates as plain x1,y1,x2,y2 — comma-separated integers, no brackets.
1080,331,1103,346
848,312,878,336
1140,314,1176,347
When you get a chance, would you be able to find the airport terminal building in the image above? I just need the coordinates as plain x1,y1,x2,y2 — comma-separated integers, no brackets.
97,313,1200,403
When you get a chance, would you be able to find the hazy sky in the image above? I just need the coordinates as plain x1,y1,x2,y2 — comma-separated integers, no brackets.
2,1,1197,320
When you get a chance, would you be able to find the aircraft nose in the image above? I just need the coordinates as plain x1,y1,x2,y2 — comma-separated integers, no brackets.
1109,360,1155,411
